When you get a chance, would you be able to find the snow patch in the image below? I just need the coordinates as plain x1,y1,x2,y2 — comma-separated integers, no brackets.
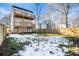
9,34,71,56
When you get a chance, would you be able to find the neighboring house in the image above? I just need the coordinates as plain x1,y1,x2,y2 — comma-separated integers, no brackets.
59,24,66,29
59,23,73,29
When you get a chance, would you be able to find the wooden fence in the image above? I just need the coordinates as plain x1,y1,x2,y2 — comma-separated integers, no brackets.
0,24,6,45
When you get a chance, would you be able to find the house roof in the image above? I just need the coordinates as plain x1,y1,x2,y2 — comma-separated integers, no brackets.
12,5,33,13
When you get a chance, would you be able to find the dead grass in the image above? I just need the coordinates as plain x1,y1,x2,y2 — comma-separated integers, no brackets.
60,28,79,37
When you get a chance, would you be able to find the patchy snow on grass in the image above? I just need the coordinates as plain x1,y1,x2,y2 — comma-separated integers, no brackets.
9,34,71,56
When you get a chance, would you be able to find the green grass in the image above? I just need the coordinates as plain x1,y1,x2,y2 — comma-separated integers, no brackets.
46,34,65,36
39,33,66,37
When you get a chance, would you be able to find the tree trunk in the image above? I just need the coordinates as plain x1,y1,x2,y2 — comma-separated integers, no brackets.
66,15,68,28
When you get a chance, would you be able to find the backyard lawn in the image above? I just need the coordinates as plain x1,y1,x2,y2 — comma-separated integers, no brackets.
6,33,76,56
0,33,78,56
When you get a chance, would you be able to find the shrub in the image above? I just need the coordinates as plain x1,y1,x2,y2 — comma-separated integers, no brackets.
0,37,24,56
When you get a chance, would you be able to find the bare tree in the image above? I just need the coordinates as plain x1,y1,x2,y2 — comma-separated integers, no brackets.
72,17,79,28
43,11,53,29
47,3,77,28
34,3,42,46
34,3,42,29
